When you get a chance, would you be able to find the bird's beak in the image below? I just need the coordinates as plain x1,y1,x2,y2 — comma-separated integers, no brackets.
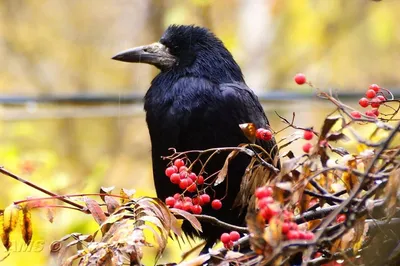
112,42,176,70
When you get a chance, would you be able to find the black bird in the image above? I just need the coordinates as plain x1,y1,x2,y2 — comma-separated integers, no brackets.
112,25,278,251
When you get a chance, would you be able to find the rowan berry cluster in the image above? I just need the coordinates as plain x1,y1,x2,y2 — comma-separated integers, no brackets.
164,158,222,214
220,231,240,249
357,84,386,118
255,186,314,241
221,186,315,249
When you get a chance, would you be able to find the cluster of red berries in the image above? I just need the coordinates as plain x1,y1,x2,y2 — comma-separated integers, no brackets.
355,84,386,118
165,159,204,192
302,130,313,154
256,128,273,141
220,230,241,249
164,158,223,214
256,186,315,241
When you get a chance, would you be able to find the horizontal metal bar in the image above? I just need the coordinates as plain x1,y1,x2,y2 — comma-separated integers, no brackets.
0,89,396,105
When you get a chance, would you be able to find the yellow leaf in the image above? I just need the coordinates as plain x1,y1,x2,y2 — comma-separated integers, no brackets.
2,204,20,250
21,205,33,246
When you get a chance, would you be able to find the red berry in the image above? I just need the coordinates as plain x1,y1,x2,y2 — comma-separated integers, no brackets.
289,222,298,230
302,143,312,153
256,128,263,139
192,197,200,205
365,110,376,118
282,222,290,234
255,186,273,199
336,214,346,223
179,166,188,173
286,230,300,240
377,95,386,102
369,84,380,92
165,197,176,207
191,204,202,214
258,196,274,209
211,199,222,210
174,159,185,169
260,205,279,221
188,173,197,181
294,73,306,85
197,175,204,185
165,166,177,177
260,207,272,221
298,231,306,239
173,193,181,200
371,108,379,116
283,210,294,222
179,179,189,189
256,128,273,141
304,231,315,240
220,233,231,244
170,173,180,184
174,201,183,209
200,194,211,204
187,183,197,192
261,130,273,141
179,171,188,179
370,98,381,108
184,196,192,202
229,231,240,242
303,130,313,140
350,110,362,119
358,97,369,108
223,241,234,249
314,252,322,258
366,89,376,99
183,201,192,211
186,178,194,185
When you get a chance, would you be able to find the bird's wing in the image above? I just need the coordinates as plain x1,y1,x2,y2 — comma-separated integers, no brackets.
219,82,278,160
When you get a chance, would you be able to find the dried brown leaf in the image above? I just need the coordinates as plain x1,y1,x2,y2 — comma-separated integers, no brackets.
3,204,19,233
239,123,257,143
215,150,239,186
320,115,340,138
170,208,202,232
104,196,120,214
246,211,268,255
385,168,400,218
280,156,302,176
2,204,20,250
264,216,282,248
83,197,107,225
21,205,33,246
139,216,165,234
350,216,367,254
326,132,350,142
99,186,115,202
234,162,272,211
139,224,166,262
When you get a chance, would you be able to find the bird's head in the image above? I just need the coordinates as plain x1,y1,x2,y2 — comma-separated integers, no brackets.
112,25,244,82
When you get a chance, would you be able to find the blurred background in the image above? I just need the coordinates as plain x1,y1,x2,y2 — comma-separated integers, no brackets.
0,0,399,265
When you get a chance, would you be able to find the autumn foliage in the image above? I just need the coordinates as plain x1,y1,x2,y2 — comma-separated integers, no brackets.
1,76,400,265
